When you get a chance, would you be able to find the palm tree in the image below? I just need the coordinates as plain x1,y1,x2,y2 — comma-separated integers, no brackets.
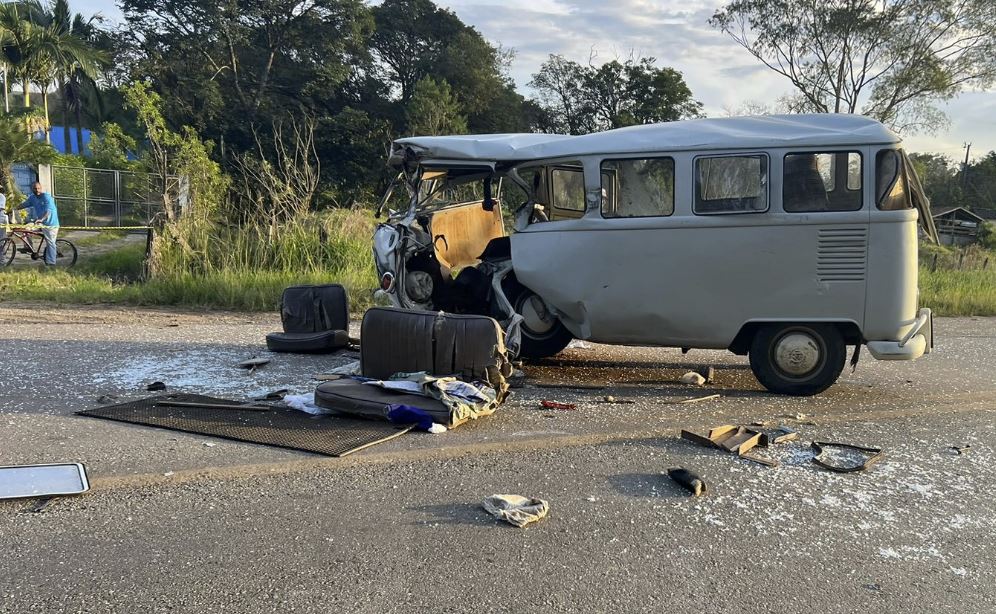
0,1,46,112
33,0,105,146
58,10,105,153
0,109,54,196
0,1,103,144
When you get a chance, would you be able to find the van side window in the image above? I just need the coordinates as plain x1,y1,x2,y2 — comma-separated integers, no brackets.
600,157,675,218
783,152,862,212
694,155,768,214
876,150,911,210
551,166,585,212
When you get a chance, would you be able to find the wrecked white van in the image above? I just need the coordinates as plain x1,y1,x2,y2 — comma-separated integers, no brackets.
373,114,937,395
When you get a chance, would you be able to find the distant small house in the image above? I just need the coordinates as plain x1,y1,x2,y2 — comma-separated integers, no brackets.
931,207,986,246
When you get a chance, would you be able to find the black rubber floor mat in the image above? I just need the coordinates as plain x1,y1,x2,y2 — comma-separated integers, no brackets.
77,394,412,457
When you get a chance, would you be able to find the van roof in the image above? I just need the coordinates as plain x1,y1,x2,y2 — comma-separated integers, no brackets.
392,114,900,164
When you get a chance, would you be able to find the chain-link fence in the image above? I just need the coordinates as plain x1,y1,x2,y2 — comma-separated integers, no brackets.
51,165,172,227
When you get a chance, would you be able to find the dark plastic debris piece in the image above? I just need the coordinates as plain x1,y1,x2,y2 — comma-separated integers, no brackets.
254,389,289,401
696,366,716,384
667,468,707,496
810,441,883,473
238,358,271,369
759,427,799,446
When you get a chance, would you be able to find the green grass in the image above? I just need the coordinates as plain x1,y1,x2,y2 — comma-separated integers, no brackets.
68,230,128,248
0,266,377,312
0,209,378,312
919,266,996,316
77,242,147,279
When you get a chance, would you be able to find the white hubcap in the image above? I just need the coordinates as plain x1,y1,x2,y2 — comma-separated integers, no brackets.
520,294,554,335
774,332,822,376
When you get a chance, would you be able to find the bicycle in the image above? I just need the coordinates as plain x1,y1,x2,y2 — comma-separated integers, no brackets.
0,226,78,268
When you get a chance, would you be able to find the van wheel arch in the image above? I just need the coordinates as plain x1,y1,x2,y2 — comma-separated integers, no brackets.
502,275,573,359
729,321,863,356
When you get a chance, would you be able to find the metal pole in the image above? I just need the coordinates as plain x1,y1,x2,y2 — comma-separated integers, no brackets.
143,226,153,280
114,169,121,227
82,168,88,227
962,143,972,192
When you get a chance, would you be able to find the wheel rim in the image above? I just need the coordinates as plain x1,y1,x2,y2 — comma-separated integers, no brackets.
54,240,77,267
771,329,826,379
0,239,13,265
515,292,556,338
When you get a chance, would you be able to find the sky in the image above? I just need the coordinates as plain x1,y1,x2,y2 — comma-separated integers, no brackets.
83,0,996,160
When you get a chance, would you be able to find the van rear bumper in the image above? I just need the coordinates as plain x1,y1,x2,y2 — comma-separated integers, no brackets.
866,308,932,361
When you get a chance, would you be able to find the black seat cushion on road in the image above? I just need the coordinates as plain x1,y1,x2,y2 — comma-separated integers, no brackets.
314,378,451,425
281,284,349,333
266,284,349,354
266,330,349,354
359,307,511,393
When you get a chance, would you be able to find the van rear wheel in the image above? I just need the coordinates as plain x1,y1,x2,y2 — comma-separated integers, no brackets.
749,324,845,396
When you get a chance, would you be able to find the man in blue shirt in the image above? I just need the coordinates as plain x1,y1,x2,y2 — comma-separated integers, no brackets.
15,182,60,265
0,190,7,243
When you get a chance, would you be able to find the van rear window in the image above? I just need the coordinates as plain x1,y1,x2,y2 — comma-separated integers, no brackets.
783,152,862,212
695,155,768,214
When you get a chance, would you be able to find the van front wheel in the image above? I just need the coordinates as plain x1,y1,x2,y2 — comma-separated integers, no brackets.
505,281,573,359
749,324,845,396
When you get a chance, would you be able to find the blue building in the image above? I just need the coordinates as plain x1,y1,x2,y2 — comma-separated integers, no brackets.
43,126,93,155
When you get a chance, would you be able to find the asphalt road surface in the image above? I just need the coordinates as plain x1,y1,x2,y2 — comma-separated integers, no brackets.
2,304,995,613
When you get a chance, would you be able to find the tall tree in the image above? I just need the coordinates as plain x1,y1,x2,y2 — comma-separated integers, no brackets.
528,55,592,134
370,0,463,104
405,76,466,136
529,55,703,135
963,151,996,209
371,0,529,133
122,0,374,141
710,0,996,133
41,1,107,152
32,0,105,145
909,152,963,209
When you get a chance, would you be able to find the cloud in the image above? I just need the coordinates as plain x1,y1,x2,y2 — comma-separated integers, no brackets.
438,0,996,153
71,0,996,154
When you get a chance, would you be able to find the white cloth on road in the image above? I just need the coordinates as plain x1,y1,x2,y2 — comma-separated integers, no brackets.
283,393,329,415
482,494,549,528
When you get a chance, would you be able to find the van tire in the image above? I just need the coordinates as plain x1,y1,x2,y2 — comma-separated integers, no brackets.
504,280,573,359
749,323,845,396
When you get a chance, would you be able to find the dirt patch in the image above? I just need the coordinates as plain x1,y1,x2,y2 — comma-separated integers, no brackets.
0,302,279,326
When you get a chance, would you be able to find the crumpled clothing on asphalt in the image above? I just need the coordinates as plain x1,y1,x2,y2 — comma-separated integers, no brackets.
386,404,447,434
360,371,500,426
482,494,549,528
283,393,326,415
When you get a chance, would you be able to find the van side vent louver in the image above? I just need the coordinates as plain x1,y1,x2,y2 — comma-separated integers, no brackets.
817,228,867,282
